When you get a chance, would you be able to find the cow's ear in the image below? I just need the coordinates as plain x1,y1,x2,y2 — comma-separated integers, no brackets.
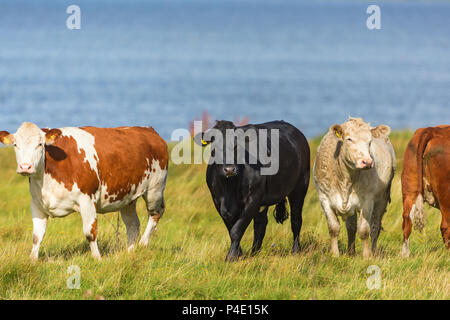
193,131,213,147
201,136,211,147
193,132,208,146
331,124,344,140
44,129,62,145
371,125,390,138
0,131,14,145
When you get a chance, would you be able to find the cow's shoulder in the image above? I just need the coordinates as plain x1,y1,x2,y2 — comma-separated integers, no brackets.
81,126,168,170
372,134,395,165
314,131,339,183
45,128,100,197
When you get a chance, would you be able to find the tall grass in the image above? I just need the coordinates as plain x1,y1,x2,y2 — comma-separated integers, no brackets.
0,130,448,299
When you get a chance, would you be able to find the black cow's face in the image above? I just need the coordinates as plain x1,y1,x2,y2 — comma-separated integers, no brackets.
198,120,244,178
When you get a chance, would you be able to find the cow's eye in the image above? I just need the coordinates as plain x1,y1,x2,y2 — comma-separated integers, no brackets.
346,137,353,142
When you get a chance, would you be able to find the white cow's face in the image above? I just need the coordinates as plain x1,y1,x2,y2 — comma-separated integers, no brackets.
331,119,390,170
0,122,61,176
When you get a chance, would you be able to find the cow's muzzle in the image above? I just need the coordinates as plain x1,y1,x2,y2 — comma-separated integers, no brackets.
223,166,237,178
17,163,35,176
356,158,374,170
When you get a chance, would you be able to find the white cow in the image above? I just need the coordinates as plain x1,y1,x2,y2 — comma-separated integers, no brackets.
313,117,395,257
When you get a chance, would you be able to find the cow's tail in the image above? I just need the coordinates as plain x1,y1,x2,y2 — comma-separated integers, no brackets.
412,194,425,232
274,199,289,224
413,129,432,232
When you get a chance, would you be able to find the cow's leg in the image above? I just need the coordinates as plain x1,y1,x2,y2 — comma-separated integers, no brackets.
226,214,253,262
440,207,450,249
358,202,373,258
220,215,243,256
370,199,387,255
119,200,140,252
226,203,258,262
345,213,357,255
288,182,308,254
80,200,101,259
320,199,340,257
30,200,48,260
251,207,268,255
140,189,165,247
401,195,415,258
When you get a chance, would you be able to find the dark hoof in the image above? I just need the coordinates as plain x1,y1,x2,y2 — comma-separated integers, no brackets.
291,242,301,254
225,249,244,262
251,247,261,256
225,254,240,262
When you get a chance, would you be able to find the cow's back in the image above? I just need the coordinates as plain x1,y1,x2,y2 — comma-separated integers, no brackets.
424,132,450,208
404,126,450,209
402,127,449,201
252,121,309,202
313,130,339,194
369,135,396,194
251,121,310,170
81,126,168,209
402,128,426,200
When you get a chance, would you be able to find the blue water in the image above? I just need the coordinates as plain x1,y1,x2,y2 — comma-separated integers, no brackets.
0,0,449,140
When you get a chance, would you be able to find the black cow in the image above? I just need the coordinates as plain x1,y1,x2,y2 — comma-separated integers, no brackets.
199,120,310,261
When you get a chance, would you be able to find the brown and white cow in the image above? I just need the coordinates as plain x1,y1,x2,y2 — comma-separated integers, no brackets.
313,117,395,258
401,125,450,257
0,122,168,260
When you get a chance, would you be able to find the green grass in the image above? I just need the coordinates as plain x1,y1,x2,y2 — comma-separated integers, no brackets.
0,130,448,300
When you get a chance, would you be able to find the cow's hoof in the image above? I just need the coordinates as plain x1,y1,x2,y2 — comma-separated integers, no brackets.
330,248,340,257
30,255,39,262
225,254,242,262
291,246,301,255
400,248,410,258
225,256,237,262
92,254,102,260
139,241,149,247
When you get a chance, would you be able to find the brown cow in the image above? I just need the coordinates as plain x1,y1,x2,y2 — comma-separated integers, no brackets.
0,122,168,260
401,125,450,257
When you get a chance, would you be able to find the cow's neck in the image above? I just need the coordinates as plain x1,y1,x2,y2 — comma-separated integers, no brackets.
29,163,46,189
335,156,360,204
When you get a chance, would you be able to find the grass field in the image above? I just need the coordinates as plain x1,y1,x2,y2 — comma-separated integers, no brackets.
0,130,448,300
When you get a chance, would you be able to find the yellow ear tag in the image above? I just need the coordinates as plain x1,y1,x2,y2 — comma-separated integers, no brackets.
201,139,208,145
3,137,10,144
50,135,55,140
335,131,342,139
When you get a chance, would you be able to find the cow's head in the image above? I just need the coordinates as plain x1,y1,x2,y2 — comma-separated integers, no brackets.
0,122,61,176
197,120,241,178
331,117,390,170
